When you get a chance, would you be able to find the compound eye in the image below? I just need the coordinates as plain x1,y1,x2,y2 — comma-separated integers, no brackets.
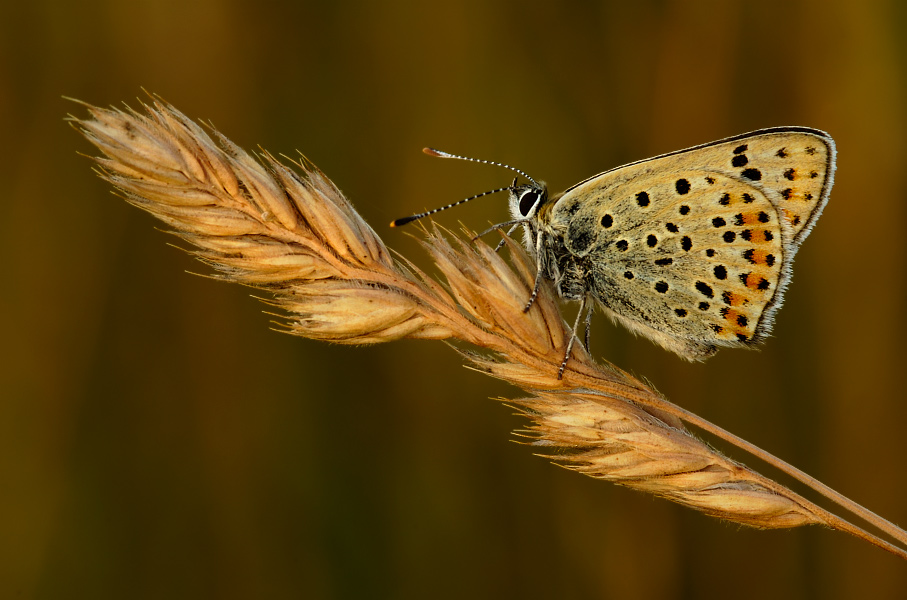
519,191,539,216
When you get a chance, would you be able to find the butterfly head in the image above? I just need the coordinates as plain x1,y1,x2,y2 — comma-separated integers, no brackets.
507,178,548,223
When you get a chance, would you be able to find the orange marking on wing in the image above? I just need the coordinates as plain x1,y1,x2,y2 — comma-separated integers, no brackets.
751,229,772,244
744,249,775,266
736,212,754,225
739,209,777,226
740,272,770,292
722,309,751,337
723,292,748,306
723,308,741,323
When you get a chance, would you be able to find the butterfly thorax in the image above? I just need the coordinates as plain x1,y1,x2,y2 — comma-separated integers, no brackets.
504,183,596,302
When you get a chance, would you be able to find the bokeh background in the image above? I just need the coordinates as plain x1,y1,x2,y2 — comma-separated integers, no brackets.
3,1,906,598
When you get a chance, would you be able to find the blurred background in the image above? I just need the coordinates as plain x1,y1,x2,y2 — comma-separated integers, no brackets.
2,1,906,598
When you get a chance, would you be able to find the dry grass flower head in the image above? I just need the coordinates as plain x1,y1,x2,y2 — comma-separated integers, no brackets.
69,95,907,560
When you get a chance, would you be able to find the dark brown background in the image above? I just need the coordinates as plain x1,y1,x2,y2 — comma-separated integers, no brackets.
3,1,906,598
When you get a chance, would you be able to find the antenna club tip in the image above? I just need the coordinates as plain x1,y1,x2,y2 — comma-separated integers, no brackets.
391,215,419,227
423,147,444,157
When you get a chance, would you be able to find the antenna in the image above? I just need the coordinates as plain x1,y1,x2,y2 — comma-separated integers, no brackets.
422,147,540,187
389,148,537,227
390,186,511,227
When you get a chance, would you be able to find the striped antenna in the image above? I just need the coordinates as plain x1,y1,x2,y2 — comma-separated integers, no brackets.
390,186,511,227
390,148,536,227
422,147,540,187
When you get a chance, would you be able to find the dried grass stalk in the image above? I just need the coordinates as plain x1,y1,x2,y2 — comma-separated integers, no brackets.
69,96,907,558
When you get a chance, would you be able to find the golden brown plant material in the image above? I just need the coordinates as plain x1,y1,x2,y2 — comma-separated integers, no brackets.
69,96,907,558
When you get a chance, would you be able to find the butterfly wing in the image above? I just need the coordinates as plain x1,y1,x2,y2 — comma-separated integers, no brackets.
547,128,835,359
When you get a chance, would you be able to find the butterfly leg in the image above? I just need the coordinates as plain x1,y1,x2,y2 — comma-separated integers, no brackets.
471,219,525,243
558,294,590,380
493,223,520,252
523,230,545,313
583,300,594,350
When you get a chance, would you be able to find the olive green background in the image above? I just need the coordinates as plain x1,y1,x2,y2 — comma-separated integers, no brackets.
3,1,906,598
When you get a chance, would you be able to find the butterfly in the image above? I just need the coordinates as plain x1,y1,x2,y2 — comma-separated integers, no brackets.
393,128,836,378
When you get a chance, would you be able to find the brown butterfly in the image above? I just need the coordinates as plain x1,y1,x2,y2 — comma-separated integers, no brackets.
393,128,836,378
